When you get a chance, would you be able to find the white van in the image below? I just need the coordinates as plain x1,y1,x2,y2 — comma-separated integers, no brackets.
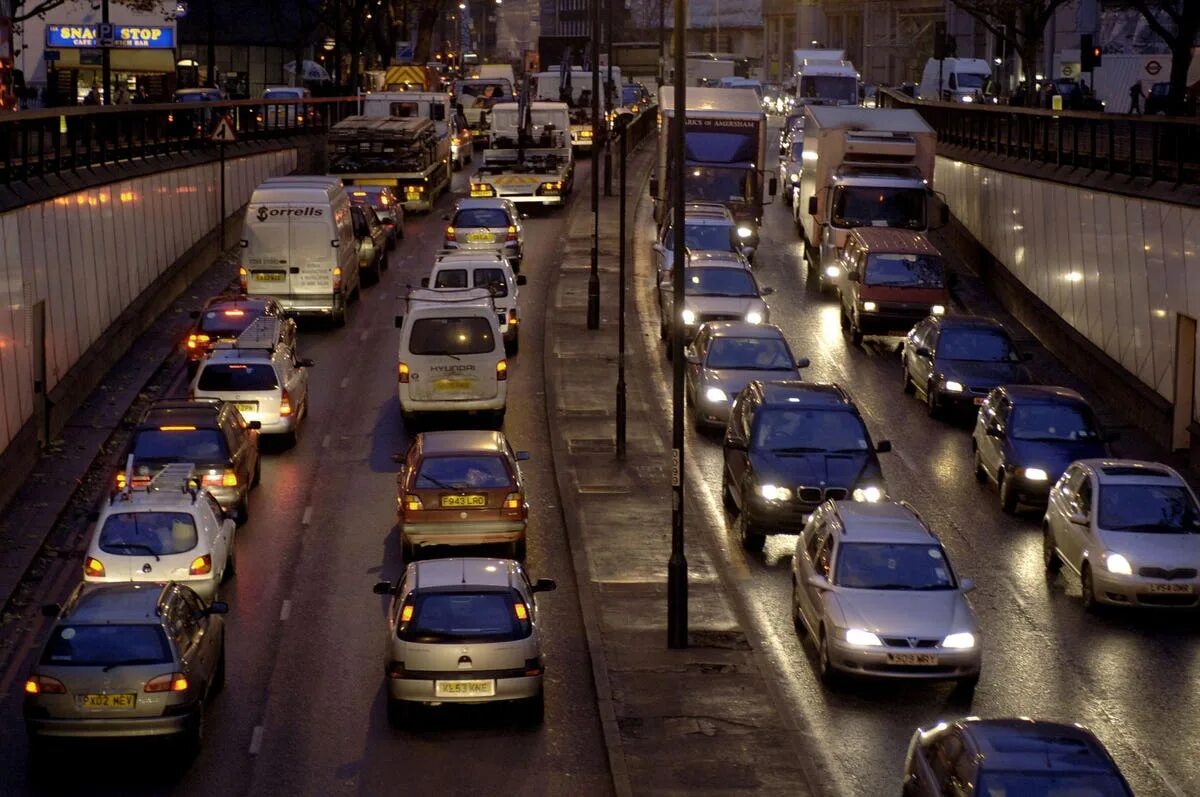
422,251,527,353
240,176,360,326
918,58,994,103
394,287,507,428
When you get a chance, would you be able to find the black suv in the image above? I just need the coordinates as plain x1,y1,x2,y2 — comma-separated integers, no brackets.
903,717,1132,796
722,381,891,551
120,399,261,521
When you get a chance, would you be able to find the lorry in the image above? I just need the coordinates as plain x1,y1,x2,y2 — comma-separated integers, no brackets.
327,115,450,212
794,57,860,107
453,76,516,148
533,68,622,150
918,58,993,102
653,85,776,253
469,100,575,208
792,106,943,289
361,90,463,170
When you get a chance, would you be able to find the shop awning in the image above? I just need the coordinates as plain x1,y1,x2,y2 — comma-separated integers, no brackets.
48,48,176,73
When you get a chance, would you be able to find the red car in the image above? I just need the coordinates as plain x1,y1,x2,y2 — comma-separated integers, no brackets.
184,296,296,366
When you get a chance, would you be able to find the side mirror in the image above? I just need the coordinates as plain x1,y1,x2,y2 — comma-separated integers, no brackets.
330,239,340,249
516,274,528,286
394,315,404,328
206,601,229,615
516,451,531,461
239,240,249,249
189,310,201,319
41,603,61,618
372,581,394,595
297,358,315,368
959,577,976,593
807,575,831,590
768,176,778,196
1068,511,1089,526
420,277,430,288
1022,352,1034,362
796,357,811,369
248,420,262,430
915,346,931,358
847,271,861,283
532,577,557,593
684,346,700,364
761,286,775,296
876,440,892,453
807,195,818,215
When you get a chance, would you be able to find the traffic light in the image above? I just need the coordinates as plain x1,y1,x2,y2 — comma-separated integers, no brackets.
1092,45,1102,68
1080,34,1102,71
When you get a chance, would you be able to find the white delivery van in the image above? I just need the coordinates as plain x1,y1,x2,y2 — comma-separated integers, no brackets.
422,251,527,353
240,176,360,326
474,64,517,88
395,287,508,428
918,58,994,103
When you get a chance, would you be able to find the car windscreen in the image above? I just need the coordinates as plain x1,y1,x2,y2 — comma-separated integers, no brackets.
974,771,1130,796
409,317,496,355
41,624,173,667
197,363,280,391
954,73,987,89
834,543,956,589
263,90,302,100
937,329,1019,362
132,429,229,462
1009,403,1099,442
1098,484,1200,533
799,75,857,104
414,455,512,490
752,408,871,452
705,337,794,370
99,511,199,556
399,590,529,643
454,208,511,228
684,268,758,297
864,254,945,287
198,306,266,336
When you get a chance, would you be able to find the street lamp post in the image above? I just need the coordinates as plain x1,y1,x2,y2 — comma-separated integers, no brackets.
586,0,601,330
615,113,628,459
603,0,613,197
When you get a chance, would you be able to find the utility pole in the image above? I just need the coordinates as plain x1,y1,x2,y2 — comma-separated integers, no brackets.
101,0,112,104
586,0,601,330
205,0,215,89
667,0,687,650
603,0,613,196
615,114,627,459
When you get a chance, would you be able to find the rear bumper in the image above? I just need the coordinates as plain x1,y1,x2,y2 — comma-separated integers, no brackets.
388,673,542,704
273,295,342,316
400,520,526,547
399,394,506,414
26,706,197,739
84,574,220,602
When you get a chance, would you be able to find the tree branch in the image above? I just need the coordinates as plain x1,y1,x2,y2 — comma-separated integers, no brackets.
1127,0,1179,45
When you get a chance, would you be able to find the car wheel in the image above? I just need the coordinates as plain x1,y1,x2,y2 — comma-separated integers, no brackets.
999,472,1019,514
386,697,409,729
838,301,849,329
1081,564,1102,613
183,699,205,757
973,449,988,483
901,363,915,395
721,475,737,514
397,223,405,240
492,410,506,430
212,643,227,693
925,381,941,419
401,411,420,434
506,332,520,356
236,495,250,525
737,509,765,552
512,538,527,561
520,689,545,726
951,674,979,703
251,458,261,488
791,577,805,634
332,299,347,328
1043,525,1062,573
818,629,842,688
222,544,236,581
850,321,863,347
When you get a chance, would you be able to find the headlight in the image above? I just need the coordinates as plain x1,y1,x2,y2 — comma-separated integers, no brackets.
861,301,877,312
681,308,696,325
1023,467,1049,481
941,632,976,649
1105,553,1132,575
790,173,800,183
704,387,727,403
962,95,975,103
824,265,839,278
744,310,764,324
845,628,883,647
736,226,753,239
757,484,792,501
852,485,883,503
943,380,965,393
931,304,946,315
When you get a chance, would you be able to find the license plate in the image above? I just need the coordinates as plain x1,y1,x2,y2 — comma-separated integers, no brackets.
1148,583,1193,593
442,494,487,508
235,402,258,413
467,232,495,243
973,397,985,406
886,653,938,666
435,378,475,392
81,693,136,709
435,679,495,697
253,272,286,282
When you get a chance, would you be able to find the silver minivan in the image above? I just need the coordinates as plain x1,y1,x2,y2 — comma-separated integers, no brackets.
373,557,556,727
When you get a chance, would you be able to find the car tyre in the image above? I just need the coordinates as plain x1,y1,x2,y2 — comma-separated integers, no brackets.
236,496,250,525
332,299,347,328
222,544,236,581
925,381,941,419
1043,525,1063,573
850,321,863,347
838,301,849,330
817,629,843,688
251,458,262,488
791,577,805,634
951,674,979,703
491,410,506,430
999,472,1019,514
401,536,416,562
386,697,409,729
1081,564,1103,614
520,689,545,726
737,508,765,552
506,333,520,356
183,700,205,758
512,538,527,561
973,449,988,483
721,475,737,514
901,363,915,395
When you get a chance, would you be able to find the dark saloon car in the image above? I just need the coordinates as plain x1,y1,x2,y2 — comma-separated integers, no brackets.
722,381,890,551
972,385,1112,513
184,295,296,367
901,315,1032,418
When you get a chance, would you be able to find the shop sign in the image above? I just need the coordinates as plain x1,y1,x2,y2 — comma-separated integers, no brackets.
46,24,175,49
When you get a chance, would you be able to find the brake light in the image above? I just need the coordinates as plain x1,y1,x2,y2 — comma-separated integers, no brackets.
332,267,343,291
279,389,292,417
403,494,423,511
503,492,522,510
201,470,238,488
186,333,210,350
514,602,528,620
116,472,127,489
239,267,248,291
223,309,245,317
506,225,518,242
145,672,189,693
496,360,507,381
400,604,414,622
84,556,106,577
160,425,196,432
398,362,410,383
445,226,456,242
25,675,66,695
189,554,212,575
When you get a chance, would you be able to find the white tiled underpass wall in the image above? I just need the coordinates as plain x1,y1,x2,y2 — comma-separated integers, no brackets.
0,149,298,451
937,157,1200,420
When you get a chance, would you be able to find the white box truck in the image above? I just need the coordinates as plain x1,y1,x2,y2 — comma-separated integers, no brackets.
792,49,859,107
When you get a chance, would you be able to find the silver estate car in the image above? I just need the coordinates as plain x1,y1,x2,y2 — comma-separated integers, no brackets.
684,322,808,429
24,582,227,755
791,501,981,694
659,255,774,347
1044,459,1200,611
373,558,556,727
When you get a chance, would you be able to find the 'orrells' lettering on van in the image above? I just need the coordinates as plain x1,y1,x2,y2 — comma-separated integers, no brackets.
254,206,326,222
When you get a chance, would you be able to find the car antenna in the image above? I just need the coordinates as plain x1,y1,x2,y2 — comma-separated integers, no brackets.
461,559,467,585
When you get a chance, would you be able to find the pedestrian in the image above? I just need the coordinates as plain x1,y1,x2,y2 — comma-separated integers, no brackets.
83,86,100,106
1129,80,1143,114
115,85,130,105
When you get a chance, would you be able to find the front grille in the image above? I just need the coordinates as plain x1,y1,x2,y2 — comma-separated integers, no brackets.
699,314,741,325
797,486,846,504
826,488,848,501
1136,593,1199,607
879,637,941,648
1138,567,1198,580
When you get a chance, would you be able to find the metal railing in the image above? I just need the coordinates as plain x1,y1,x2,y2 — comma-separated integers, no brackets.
879,89,1200,185
0,97,361,184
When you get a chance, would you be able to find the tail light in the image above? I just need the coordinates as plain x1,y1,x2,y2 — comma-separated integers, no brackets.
116,472,127,489
508,309,518,325
397,362,410,383
189,554,212,576
386,660,406,679
279,389,293,417
403,494,423,511
202,470,238,488
186,333,210,350
496,360,508,381
84,557,106,577
506,225,518,242
513,602,528,620
239,267,248,292
145,673,189,693
523,657,544,676
167,113,175,123
25,675,66,695
332,267,343,291
445,225,456,242
400,603,414,623
503,492,523,510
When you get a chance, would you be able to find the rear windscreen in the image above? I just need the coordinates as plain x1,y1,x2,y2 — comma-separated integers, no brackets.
199,307,265,335
198,363,280,391
398,590,529,643
415,455,512,489
42,624,172,666
132,429,229,462
409,317,495,355
99,512,199,556
454,208,510,228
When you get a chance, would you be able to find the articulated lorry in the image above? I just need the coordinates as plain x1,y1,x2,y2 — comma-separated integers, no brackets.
792,106,943,287
654,85,777,252
469,101,575,208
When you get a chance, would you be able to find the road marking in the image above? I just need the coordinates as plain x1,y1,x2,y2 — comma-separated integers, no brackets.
360,330,369,341
249,725,265,755
340,376,350,389
322,434,331,449
302,506,313,525
279,600,292,621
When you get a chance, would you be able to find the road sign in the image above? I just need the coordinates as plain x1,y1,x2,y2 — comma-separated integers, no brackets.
1146,60,1162,76
98,21,114,46
395,41,414,64
210,114,237,143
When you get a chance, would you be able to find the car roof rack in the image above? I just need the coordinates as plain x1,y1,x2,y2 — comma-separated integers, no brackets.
111,461,201,505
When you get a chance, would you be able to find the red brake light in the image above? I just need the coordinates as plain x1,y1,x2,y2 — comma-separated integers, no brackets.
145,672,189,693
503,492,522,510
279,388,292,416
25,675,66,695
201,470,238,488
189,554,212,575
186,333,210,350
398,362,410,383
506,225,518,242
84,557,106,577
445,226,456,242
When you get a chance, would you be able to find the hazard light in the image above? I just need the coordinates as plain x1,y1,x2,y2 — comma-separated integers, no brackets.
471,183,496,198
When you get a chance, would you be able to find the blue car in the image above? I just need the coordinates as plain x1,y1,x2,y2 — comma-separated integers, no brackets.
971,385,1112,513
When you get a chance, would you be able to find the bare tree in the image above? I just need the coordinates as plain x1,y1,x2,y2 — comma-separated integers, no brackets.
1121,0,1199,114
11,0,168,23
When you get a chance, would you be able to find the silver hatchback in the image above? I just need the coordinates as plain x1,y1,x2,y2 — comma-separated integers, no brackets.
443,198,524,267
373,557,556,727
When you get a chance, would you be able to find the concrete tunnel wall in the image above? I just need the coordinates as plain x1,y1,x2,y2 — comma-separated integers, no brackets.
0,149,298,454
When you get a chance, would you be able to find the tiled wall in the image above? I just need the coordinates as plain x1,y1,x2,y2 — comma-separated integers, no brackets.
0,149,297,452
937,157,1200,415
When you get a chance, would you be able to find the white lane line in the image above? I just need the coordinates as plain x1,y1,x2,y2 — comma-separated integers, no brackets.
340,376,350,389
322,434,331,449
249,725,264,755
279,600,292,621
360,330,369,341
301,506,313,525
